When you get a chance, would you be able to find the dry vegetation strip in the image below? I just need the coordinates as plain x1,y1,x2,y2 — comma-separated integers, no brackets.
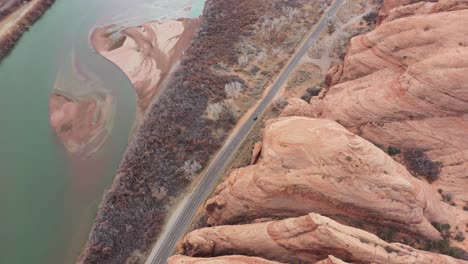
0,0,33,19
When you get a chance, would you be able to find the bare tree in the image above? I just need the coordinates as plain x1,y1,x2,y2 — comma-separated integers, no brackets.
225,81,244,98
180,160,203,181
150,186,168,200
327,16,336,34
206,102,225,121
238,54,249,67
283,6,299,21
257,48,267,63
310,43,324,59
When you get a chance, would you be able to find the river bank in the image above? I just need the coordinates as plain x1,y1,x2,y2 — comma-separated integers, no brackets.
91,18,199,126
0,0,54,61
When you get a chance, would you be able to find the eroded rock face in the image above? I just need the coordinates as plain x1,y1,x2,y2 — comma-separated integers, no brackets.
182,213,466,264
205,117,467,240
168,255,283,264
91,18,199,124
283,0,468,210
315,256,350,264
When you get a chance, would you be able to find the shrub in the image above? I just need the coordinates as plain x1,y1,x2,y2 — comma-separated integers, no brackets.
403,149,442,182
327,17,336,34
385,246,397,253
442,193,453,204
363,12,378,25
300,85,322,102
332,27,370,59
179,160,203,181
224,81,244,98
377,227,397,242
387,146,401,156
272,97,289,114
455,232,465,242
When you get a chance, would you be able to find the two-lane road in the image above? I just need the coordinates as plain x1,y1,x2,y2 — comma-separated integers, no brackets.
146,0,346,262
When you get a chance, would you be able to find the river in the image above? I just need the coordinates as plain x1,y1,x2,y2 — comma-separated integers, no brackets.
0,0,205,263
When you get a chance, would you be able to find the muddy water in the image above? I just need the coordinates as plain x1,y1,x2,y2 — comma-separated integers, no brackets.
0,0,205,263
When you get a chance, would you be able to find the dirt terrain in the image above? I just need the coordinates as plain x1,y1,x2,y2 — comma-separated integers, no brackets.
173,0,468,262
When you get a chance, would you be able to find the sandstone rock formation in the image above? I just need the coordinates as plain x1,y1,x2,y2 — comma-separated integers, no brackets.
206,117,467,241
315,256,350,264
282,0,468,210
251,142,262,165
91,18,199,124
324,64,343,87
182,213,466,264
168,255,283,264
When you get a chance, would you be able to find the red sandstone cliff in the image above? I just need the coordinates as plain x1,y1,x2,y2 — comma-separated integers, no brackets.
285,0,468,210
182,213,466,264
168,255,283,264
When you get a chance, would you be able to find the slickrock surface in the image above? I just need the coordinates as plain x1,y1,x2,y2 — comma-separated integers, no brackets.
205,117,467,241
282,0,468,208
315,256,350,264
182,213,466,264
91,18,199,124
168,255,283,264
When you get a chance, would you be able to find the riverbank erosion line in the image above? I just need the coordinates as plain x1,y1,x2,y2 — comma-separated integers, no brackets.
0,0,55,61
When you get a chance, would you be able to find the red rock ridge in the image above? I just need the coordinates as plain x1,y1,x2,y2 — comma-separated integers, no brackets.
283,0,468,209
182,213,466,264
205,117,467,241
168,255,284,264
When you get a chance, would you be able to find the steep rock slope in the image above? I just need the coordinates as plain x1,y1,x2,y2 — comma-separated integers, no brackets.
284,0,468,206
182,213,466,264
91,19,199,124
205,117,466,241
316,256,350,264
168,255,283,264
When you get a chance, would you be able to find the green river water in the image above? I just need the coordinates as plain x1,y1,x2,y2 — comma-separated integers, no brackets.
0,0,205,263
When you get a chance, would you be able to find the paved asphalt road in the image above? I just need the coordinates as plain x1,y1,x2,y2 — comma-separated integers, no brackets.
146,0,346,263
